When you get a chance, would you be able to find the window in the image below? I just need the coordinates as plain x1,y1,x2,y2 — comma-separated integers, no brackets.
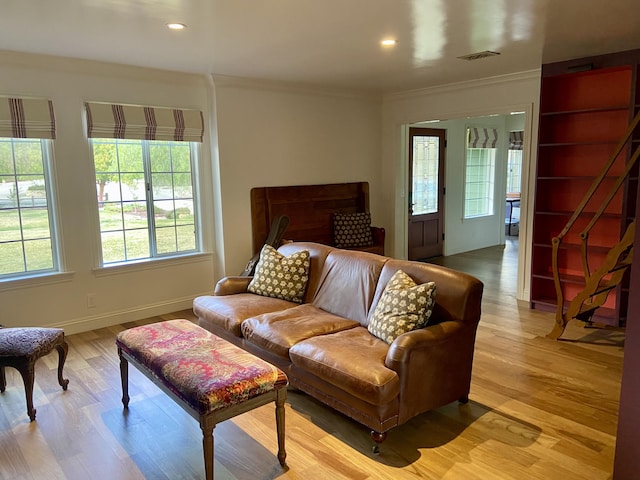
464,127,498,218
507,131,524,195
85,102,204,266
0,97,58,279
507,149,522,195
91,139,198,264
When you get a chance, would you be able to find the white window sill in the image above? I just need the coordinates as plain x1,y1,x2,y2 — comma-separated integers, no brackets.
92,252,212,277
0,271,75,292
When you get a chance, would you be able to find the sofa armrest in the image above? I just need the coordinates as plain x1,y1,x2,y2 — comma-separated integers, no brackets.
214,276,253,296
384,320,478,422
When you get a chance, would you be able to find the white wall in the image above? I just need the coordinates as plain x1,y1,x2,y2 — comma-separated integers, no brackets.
0,52,216,333
381,71,541,301
212,76,383,275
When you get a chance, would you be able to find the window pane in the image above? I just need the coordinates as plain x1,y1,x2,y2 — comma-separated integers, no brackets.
149,143,171,172
101,231,126,264
173,173,193,199
123,201,148,231
124,228,150,260
118,142,143,172
412,135,439,215
0,209,21,242
21,207,51,240
176,225,196,251
172,144,191,172
152,173,173,200
0,137,56,278
0,242,24,275
156,226,177,254
25,238,53,270
507,150,523,194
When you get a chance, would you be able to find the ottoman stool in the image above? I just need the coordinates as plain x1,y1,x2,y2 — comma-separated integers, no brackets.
0,327,69,421
116,319,288,480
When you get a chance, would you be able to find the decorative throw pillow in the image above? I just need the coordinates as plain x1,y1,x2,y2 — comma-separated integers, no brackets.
368,270,436,344
248,245,310,303
333,212,374,248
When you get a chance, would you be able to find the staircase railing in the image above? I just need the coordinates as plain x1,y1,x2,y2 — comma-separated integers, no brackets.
548,110,640,339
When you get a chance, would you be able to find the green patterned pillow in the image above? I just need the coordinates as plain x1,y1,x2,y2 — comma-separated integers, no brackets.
248,245,310,303
368,270,436,344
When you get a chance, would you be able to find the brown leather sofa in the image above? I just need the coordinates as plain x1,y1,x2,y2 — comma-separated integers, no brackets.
193,242,484,449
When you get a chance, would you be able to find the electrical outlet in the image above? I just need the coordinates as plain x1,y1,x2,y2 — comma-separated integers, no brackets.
86,293,97,308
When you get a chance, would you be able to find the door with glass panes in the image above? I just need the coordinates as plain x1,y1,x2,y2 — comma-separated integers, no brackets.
408,127,445,260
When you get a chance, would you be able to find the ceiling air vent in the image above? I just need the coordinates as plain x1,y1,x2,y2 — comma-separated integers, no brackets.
457,50,501,61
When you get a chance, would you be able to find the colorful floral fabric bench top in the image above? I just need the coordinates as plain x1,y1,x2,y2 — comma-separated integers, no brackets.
116,319,288,480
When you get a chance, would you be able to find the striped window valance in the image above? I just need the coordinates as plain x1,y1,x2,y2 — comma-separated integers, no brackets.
0,96,56,139
509,130,524,150
467,127,498,149
85,102,204,142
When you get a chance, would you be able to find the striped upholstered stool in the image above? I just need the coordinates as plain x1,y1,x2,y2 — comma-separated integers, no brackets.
116,319,288,480
0,327,69,421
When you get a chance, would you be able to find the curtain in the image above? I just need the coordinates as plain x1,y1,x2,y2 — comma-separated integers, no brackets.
85,102,204,142
467,127,498,148
509,131,524,150
0,96,56,139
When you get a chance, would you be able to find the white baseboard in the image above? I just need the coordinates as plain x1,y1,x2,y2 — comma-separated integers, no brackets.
49,293,209,335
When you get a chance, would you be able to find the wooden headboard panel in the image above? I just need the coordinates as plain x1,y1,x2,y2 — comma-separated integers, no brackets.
250,182,372,254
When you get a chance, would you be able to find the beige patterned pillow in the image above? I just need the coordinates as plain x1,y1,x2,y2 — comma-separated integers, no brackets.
333,212,374,248
368,270,436,344
248,245,310,303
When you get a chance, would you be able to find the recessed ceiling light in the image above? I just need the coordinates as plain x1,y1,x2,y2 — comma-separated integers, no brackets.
167,23,186,30
381,39,397,47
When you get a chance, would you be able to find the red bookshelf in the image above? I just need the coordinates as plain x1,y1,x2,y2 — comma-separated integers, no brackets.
532,52,640,327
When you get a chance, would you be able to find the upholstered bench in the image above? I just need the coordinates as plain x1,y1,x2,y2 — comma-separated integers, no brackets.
0,326,69,421
116,319,288,480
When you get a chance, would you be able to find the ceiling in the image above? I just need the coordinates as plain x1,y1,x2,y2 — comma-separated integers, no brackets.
2,0,639,94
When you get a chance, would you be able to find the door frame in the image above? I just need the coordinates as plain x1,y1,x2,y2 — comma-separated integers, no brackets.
396,103,535,303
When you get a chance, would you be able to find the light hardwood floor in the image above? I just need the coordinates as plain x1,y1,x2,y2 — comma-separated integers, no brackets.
0,240,624,479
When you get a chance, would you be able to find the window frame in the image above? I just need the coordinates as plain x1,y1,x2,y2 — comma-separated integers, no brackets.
90,138,201,267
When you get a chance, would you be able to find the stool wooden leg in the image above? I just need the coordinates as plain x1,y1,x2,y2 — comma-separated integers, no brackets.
0,366,5,393
55,341,69,390
200,421,215,480
118,348,130,408
15,360,36,421
275,388,287,467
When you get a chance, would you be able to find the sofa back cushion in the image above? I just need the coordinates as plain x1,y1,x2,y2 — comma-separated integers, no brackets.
277,242,334,304
312,249,387,325
370,259,483,327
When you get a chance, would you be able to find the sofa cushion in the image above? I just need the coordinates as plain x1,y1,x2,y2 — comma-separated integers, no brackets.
241,304,359,359
312,249,387,325
248,244,310,303
289,327,400,406
368,270,436,344
333,212,374,248
193,294,297,337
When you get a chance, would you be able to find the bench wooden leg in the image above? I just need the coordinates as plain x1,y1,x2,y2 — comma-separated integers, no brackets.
0,366,5,392
200,421,215,480
118,348,130,408
15,360,37,421
55,341,69,390
275,388,287,466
